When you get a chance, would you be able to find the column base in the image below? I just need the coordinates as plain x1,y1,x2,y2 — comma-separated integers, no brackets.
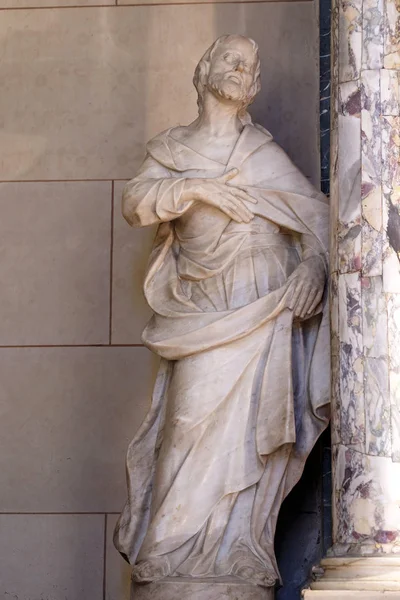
302,557,400,598
132,577,274,599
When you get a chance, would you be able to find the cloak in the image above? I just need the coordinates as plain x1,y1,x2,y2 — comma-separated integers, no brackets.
114,124,330,584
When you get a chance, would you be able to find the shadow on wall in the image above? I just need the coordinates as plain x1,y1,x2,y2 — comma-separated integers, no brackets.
212,1,320,185
210,4,323,599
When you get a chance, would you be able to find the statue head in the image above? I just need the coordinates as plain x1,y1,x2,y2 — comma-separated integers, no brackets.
193,34,261,123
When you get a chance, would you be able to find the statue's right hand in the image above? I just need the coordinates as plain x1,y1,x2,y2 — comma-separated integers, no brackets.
183,168,257,223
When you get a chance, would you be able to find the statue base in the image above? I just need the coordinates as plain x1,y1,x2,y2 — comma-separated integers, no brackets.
131,577,274,599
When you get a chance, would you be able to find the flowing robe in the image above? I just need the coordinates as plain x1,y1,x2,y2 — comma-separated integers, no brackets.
114,124,330,586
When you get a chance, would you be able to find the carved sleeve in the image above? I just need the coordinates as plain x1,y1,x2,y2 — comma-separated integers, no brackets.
122,155,194,227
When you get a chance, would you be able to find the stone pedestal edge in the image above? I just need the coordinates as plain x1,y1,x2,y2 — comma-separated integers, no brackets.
131,578,274,599
302,557,400,597
303,592,400,599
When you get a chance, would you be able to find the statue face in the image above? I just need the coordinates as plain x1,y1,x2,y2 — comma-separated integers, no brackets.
207,37,257,106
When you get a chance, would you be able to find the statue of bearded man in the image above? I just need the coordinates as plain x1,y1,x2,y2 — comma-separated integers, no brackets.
114,34,330,594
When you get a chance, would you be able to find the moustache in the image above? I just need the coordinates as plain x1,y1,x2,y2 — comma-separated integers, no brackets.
224,72,243,85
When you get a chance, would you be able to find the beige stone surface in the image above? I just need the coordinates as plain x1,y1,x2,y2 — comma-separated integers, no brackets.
0,346,159,512
0,181,111,345
112,181,156,344
0,514,104,600
0,4,319,183
309,557,400,592
106,514,132,600
120,0,303,3
0,0,112,8
132,580,274,600
0,0,302,6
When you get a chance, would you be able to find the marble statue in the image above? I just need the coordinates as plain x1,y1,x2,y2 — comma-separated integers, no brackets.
114,34,330,596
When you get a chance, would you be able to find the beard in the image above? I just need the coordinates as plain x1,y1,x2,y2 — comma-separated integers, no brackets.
207,72,249,105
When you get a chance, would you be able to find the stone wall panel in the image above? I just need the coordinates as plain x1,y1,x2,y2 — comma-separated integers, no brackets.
0,347,158,512
0,514,104,600
0,181,111,345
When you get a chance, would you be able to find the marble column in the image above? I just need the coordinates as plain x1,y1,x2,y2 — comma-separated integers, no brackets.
305,0,400,595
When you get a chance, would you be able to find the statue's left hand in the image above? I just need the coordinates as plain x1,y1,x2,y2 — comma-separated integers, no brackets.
285,256,326,319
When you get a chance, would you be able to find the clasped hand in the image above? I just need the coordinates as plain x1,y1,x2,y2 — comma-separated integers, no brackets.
183,168,256,223
284,257,326,319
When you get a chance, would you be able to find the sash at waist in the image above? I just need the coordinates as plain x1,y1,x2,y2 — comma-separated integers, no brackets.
177,231,299,282
221,231,299,250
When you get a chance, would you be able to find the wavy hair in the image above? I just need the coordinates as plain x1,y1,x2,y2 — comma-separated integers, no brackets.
193,35,261,124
